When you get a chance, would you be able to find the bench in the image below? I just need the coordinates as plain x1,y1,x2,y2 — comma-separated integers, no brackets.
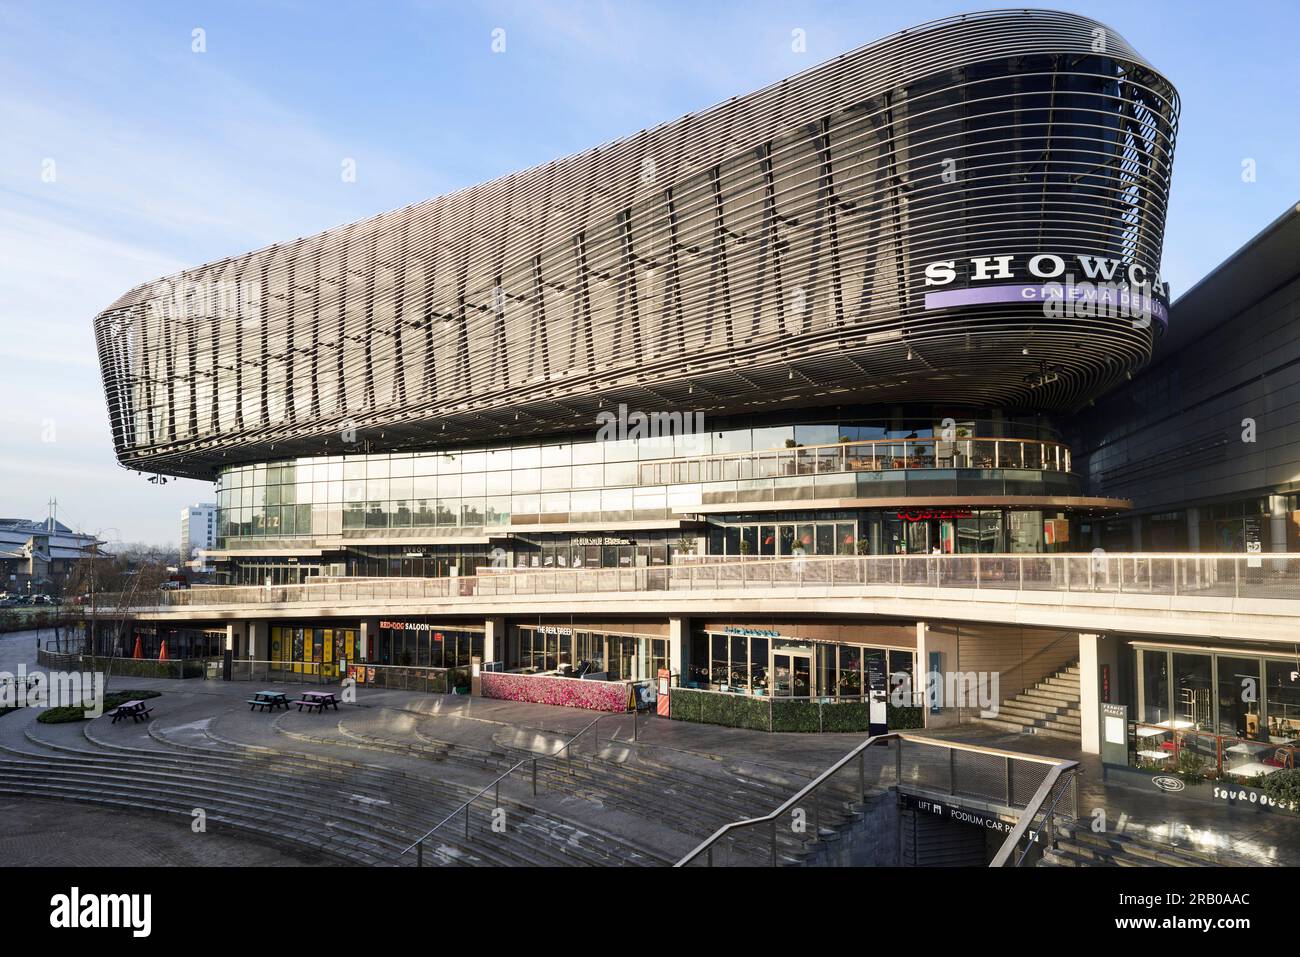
293,698,325,713
108,700,151,724
301,691,339,711
247,699,278,712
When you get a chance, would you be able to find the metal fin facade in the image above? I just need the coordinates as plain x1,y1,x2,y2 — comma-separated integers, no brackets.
93,10,1178,480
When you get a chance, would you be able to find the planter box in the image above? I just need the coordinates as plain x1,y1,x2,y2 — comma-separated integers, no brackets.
480,671,631,712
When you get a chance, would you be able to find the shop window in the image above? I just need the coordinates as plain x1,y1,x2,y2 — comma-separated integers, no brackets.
688,633,708,687
838,645,862,696
1217,656,1262,739
730,635,748,690
889,650,909,686
1141,649,1170,724
710,634,728,688
750,638,768,694
1173,653,1213,730
1266,660,1300,741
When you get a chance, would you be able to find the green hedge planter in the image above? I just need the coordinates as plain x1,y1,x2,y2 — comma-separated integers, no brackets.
669,688,925,733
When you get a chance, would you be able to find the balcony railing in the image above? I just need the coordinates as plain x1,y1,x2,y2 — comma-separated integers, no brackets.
104,553,1300,611
638,435,1071,485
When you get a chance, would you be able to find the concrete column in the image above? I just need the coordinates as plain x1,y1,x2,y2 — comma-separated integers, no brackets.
1130,515,1143,552
225,621,247,658
247,620,269,660
1079,632,1101,754
483,616,505,666
359,617,379,661
916,621,958,729
1187,507,1201,552
668,616,690,683
1270,495,1288,552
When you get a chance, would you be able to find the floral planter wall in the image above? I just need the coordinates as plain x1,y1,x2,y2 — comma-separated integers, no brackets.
481,672,631,712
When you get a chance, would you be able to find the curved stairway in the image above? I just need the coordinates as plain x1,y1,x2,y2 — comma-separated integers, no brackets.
0,708,669,867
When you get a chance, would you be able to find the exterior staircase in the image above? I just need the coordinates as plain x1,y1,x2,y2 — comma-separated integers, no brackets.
1037,822,1257,867
974,662,1081,742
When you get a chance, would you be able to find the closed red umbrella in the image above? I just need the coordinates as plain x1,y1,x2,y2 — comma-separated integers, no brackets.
158,641,169,661
132,636,143,659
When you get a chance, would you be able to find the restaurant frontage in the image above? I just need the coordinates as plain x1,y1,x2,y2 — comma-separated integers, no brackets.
506,620,670,683
685,619,916,699
268,621,360,678
1133,640,1300,740
371,618,484,670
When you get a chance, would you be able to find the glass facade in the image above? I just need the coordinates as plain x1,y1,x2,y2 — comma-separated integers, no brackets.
269,623,358,677
510,625,668,682
1137,645,1300,742
215,415,1075,547
687,627,914,699
372,621,483,669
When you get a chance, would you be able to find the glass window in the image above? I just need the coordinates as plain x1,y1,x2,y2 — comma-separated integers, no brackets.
1266,660,1300,741
1141,649,1170,724
711,634,728,688
730,635,748,691
1173,653,1213,730
750,637,768,694
838,645,862,696
1217,656,1262,739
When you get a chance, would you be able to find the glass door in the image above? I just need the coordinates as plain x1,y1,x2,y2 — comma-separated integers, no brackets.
772,651,813,698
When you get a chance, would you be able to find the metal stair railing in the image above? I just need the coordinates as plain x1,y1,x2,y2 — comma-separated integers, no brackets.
399,709,636,866
675,732,1078,867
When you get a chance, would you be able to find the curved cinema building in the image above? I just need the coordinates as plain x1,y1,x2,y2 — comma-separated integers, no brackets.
94,11,1181,698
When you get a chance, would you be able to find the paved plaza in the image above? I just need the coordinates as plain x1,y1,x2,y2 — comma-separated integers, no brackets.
3,629,1296,866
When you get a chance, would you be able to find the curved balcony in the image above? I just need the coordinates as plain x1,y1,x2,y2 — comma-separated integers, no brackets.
638,436,1071,485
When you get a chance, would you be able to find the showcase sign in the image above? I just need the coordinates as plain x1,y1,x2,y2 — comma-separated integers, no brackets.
921,253,1170,323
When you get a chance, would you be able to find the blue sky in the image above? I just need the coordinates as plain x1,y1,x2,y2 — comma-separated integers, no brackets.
1,0,1297,545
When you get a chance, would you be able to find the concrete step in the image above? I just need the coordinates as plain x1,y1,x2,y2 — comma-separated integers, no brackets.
1016,691,1080,712
1037,682,1080,694
967,717,1079,741
0,764,404,865
14,721,666,868
1054,826,1227,867
997,701,1077,723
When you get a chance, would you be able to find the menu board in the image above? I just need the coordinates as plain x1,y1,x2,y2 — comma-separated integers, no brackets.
866,650,887,692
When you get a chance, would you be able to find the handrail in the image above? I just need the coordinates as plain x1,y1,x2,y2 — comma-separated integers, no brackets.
989,758,1080,867
107,551,1300,611
399,710,630,863
676,731,1073,867
675,731,902,866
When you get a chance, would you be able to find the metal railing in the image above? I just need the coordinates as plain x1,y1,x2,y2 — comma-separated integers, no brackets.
637,435,1071,486
111,553,1300,611
676,733,1078,867
1131,722,1299,781
401,710,638,866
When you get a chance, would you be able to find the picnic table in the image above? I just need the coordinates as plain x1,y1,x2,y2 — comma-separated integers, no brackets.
247,690,291,712
294,690,340,713
108,700,153,724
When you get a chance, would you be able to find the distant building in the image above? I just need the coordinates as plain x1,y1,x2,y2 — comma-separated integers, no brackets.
181,504,217,572
0,518,102,596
